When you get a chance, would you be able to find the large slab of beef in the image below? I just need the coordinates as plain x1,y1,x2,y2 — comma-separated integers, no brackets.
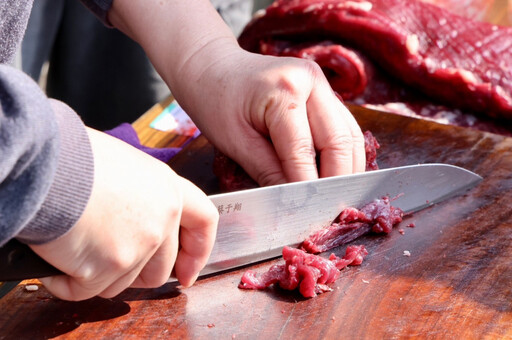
239,197,403,298
238,0,512,134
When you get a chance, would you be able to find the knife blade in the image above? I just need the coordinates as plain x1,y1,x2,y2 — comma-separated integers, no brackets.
0,163,481,282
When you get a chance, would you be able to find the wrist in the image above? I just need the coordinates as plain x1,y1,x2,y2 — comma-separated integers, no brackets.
164,37,241,110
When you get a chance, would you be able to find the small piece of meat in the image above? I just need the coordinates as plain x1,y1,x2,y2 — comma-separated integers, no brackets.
213,130,380,192
239,245,367,298
301,197,403,253
329,245,369,268
364,130,380,171
300,221,371,254
360,197,404,233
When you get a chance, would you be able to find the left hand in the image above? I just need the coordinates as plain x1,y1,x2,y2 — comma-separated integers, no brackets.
108,0,366,186
174,49,366,186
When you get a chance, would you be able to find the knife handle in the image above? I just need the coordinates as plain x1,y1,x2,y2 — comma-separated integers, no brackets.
0,239,62,281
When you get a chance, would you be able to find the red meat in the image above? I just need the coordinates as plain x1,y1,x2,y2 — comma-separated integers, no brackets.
239,245,368,298
238,197,402,298
239,0,512,133
212,148,258,192
260,40,368,99
301,196,403,253
214,130,380,192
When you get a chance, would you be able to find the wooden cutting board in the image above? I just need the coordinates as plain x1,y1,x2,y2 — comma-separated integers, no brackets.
1,105,511,339
1,1,510,338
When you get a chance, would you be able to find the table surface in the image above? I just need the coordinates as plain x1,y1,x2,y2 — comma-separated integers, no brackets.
1,2,511,339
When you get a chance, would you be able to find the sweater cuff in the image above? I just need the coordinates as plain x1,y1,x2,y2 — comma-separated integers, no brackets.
17,100,94,244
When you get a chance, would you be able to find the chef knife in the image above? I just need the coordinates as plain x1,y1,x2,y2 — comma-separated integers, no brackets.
0,163,481,282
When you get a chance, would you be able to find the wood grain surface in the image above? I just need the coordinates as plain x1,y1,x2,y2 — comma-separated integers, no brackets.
0,1,511,339
1,105,511,339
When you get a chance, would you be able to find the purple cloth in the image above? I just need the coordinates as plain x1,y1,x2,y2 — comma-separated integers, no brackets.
105,123,181,163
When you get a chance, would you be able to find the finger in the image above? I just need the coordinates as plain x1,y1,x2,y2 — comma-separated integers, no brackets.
265,92,318,183
98,258,149,298
130,233,179,289
39,253,149,300
92,235,176,297
222,124,288,187
38,276,79,301
173,178,219,287
307,78,366,176
38,274,105,302
97,238,175,297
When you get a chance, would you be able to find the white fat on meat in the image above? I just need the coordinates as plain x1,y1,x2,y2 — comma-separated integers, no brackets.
448,68,480,86
253,9,267,19
406,34,420,55
495,86,512,107
303,3,323,13
338,1,373,11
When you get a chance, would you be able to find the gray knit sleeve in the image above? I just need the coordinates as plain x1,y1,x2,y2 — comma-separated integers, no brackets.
80,0,114,26
0,65,94,246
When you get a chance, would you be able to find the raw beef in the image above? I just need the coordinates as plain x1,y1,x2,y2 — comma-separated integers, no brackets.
239,245,368,298
259,40,369,100
301,196,403,253
258,38,512,134
239,197,403,297
239,0,512,133
363,130,379,171
420,0,495,21
213,148,258,192
214,130,380,192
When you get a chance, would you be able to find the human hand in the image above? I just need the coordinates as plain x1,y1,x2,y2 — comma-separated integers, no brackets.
174,49,366,186
30,128,218,301
108,0,365,186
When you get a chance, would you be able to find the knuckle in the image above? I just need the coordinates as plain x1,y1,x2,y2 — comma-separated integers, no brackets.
145,230,165,252
106,254,134,273
205,203,220,227
103,243,147,273
329,129,363,151
279,139,317,168
71,264,96,283
322,134,357,161
255,166,286,187
270,59,319,93
300,58,323,77
291,139,317,160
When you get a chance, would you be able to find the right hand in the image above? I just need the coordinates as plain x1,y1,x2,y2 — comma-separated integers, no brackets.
30,128,219,301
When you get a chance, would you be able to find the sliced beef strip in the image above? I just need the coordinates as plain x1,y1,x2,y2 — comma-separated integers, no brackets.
301,196,403,253
239,197,403,298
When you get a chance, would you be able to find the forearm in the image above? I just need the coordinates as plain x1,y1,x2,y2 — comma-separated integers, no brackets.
108,0,240,104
